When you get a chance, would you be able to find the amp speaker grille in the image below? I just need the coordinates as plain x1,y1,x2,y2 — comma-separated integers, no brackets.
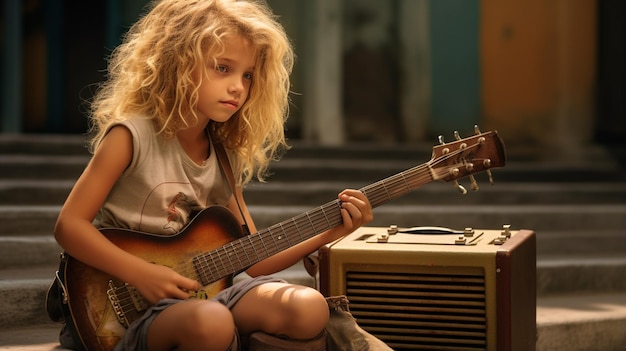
345,270,487,350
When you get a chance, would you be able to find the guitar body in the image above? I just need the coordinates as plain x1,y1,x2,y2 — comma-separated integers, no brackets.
62,206,245,351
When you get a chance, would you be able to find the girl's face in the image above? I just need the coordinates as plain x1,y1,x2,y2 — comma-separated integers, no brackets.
196,34,257,124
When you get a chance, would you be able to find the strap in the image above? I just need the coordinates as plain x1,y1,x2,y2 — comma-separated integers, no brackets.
213,142,251,235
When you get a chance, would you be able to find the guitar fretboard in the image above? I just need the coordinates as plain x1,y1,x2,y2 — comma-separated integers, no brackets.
192,163,433,285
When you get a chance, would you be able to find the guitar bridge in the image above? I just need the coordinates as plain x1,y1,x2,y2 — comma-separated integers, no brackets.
107,281,150,329
107,280,130,328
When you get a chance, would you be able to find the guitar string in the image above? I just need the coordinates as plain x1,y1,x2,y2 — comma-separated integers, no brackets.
110,165,445,314
112,169,436,314
108,142,485,315
363,138,488,206
202,155,480,307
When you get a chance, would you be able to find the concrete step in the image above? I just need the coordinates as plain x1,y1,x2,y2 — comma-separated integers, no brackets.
1,252,625,330
1,153,624,183
537,256,626,295
0,292,624,351
0,263,314,329
2,179,626,206
4,256,626,299
0,236,61,269
0,134,87,156
1,135,624,350
535,292,626,351
1,133,621,163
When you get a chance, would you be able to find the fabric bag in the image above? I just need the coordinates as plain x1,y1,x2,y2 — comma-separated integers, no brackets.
45,254,84,350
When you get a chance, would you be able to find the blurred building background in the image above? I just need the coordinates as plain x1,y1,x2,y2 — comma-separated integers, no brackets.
1,0,625,149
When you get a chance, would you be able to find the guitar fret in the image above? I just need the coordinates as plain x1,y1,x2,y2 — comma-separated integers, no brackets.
307,212,323,233
399,170,412,194
199,255,208,283
193,252,213,285
227,242,242,272
291,217,304,242
207,252,220,282
362,165,430,208
270,225,289,252
247,235,261,262
379,179,392,202
390,174,408,197
216,250,227,277
221,246,236,275
265,228,277,255
320,205,331,229
388,175,407,198
239,239,252,268
275,223,291,252
304,211,318,235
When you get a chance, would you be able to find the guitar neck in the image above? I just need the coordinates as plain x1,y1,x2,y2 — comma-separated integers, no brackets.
193,163,433,285
194,129,506,285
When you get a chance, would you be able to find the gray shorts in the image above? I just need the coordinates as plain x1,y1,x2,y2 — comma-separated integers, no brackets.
113,275,286,351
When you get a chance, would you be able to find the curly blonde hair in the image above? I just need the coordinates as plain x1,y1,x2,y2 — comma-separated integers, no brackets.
89,0,294,184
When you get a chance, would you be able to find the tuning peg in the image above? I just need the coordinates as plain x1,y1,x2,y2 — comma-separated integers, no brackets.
474,125,481,134
486,170,495,185
453,180,468,194
438,135,445,145
463,163,480,191
454,131,461,140
468,175,479,191
483,159,495,185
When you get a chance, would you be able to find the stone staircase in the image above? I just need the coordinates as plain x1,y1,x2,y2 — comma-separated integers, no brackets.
0,133,625,350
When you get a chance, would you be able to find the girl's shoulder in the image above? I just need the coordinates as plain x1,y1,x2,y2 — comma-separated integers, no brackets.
102,116,159,147
114,116,156,134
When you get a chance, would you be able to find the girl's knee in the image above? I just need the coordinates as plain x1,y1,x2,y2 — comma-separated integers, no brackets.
149,300,236,350
288,287,329,339
188,301,236,347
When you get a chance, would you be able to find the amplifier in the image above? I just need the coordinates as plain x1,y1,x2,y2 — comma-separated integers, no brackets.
319,225,536,351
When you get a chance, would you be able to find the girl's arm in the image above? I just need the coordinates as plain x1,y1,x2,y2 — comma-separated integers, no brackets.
54,126,198,304
227,188,373,277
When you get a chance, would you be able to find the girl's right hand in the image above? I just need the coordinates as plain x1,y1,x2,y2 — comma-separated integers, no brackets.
129,263,200,304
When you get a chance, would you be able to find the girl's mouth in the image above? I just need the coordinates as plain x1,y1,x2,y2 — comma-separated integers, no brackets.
221,100,239,109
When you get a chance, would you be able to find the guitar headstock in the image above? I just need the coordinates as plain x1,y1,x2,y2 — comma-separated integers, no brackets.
429,126,506,193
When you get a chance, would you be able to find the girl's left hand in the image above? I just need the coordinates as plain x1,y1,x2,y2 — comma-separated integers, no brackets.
335,189,374,238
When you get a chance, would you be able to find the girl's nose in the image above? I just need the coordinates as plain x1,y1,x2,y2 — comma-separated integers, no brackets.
228,78,244,94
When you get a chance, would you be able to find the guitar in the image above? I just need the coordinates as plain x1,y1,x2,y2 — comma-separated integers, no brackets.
59,128,505,351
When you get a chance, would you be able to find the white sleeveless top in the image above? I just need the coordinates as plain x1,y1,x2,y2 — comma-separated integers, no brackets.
95,117,232,235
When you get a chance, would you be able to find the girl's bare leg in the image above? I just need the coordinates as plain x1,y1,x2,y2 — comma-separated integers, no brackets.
231,283,329,340
147,299,236,351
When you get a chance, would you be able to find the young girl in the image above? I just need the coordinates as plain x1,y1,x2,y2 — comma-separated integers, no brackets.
53,0,373,350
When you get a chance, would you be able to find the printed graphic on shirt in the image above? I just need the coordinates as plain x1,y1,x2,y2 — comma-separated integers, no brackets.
164,192,200,233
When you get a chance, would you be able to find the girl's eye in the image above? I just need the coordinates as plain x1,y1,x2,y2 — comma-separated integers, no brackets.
243,72,253,81
216,65,228,73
